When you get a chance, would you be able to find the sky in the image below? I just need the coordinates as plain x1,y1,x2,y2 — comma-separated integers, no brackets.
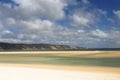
0,0,120,48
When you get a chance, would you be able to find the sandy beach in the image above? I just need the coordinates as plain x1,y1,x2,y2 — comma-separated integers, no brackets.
0,51,120,80
0,51,120,58
0,65,120,80
0,63,120,73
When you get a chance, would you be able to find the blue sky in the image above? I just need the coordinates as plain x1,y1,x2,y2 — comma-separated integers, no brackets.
0,0,120,48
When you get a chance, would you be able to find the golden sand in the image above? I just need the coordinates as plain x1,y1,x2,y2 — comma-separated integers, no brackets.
0,51,120,58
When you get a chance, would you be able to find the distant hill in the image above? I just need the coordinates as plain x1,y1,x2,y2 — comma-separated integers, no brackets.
0,42,82,51
0,42,119,51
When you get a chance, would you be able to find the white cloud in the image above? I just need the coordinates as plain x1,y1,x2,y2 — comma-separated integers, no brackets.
12,0,67,20
0,0,120,48
107,30,120,42
81,0,90,4
1,30,16,39
7,18,16,25
19,34,37,40
63,0,77,5
113,10,120,25
91,29,108,38
113,10,120,19
70,5,106,27
72,14,90,27
9,19,55,36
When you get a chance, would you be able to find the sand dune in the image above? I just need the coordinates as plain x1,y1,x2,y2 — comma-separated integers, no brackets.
0,65,120,80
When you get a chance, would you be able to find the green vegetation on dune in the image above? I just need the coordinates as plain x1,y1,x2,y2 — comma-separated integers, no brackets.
0,54,120,67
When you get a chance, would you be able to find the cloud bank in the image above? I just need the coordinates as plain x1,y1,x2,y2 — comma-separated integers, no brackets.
0,0,120,48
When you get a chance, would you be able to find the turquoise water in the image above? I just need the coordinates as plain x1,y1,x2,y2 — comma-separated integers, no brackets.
0,54,120,67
